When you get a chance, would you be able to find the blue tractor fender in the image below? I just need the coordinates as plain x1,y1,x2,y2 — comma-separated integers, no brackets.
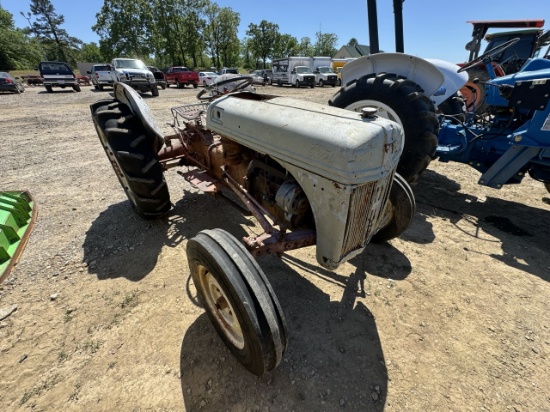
341,53,468,106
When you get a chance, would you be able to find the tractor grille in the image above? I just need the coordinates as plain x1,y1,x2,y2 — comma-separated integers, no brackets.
340,172,394,260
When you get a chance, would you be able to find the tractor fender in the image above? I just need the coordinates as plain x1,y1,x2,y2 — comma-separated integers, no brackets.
424,58,469,106
341,53,468,106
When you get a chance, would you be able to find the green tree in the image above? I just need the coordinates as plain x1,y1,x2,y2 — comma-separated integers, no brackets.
314,32,338,56
93,0,152,60
77,42,104,63
240,37,254,69
246,20,279,68
295,37,314,57
347,37,358,46
273,33,299,58
0,5,42,69
204,5,240,68
182,0,209,68
26,0,82,65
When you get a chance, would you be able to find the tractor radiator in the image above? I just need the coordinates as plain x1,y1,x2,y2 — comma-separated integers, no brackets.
340,171,394,260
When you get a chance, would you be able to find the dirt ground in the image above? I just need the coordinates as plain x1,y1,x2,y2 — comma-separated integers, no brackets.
0,82,549,412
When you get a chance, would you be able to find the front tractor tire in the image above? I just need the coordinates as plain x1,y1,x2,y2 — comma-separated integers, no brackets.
90,100,170,219
329,73,439,183
187,229,288,376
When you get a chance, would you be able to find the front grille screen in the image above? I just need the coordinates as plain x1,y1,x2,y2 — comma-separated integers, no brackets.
340,172,395,259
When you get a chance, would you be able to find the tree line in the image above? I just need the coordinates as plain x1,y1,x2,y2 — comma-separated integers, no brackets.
0,0,344,71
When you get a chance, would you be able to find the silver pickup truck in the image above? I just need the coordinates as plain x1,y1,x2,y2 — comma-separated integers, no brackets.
111,58,159,97
88,64,115,90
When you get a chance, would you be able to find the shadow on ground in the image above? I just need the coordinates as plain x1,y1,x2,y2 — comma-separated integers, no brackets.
180,254,388,411
82,191,253,281
408,169,550,282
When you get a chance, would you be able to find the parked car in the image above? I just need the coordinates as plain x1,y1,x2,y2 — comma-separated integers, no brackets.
165,66,199,88
38,61,81,93
218,67,239,75
147,66,167,89
0,72,25,93
250,70,266,86
198,71,219,86
88,64,115,91
260,69,273,85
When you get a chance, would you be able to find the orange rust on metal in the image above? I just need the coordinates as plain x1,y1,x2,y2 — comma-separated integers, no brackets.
157,141,186,161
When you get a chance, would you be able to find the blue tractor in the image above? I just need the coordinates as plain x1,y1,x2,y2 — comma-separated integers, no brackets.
330,37,550,195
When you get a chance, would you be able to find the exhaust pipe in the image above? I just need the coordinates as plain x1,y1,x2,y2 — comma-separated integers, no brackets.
394,0,404,53
367,0,380,54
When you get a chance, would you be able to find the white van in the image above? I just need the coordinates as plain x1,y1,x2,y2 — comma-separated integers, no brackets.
311,56,338,87
271,57,315,88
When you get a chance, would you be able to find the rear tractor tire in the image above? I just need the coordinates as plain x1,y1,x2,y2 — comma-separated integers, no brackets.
329,72,439,183
90,100,170,218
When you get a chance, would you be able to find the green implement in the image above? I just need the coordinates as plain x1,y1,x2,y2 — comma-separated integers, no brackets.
0,191,37,282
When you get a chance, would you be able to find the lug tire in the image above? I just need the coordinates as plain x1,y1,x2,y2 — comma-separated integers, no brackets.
151,85,159,96
295,80,300,88
45,85,53,93
329,72,439,183
187,229,288,376
371,173,416,243
73,84,81,92
176,80,182,89
90,100,170,219
193,83,198,89
319,79,324,87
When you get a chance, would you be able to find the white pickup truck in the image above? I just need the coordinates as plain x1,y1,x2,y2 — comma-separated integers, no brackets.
88,64,115,90
111,58,159,96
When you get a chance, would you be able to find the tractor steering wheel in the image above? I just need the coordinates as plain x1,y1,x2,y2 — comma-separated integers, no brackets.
196,75,255,100
458,37,520,73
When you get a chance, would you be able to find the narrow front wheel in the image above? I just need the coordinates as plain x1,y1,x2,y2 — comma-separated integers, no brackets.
187,229,288,376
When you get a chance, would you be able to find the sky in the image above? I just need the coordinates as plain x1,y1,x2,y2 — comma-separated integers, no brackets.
1,0,547,64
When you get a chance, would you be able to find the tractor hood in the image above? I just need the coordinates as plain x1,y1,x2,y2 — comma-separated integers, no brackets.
205,93,404,268
205,93,403,185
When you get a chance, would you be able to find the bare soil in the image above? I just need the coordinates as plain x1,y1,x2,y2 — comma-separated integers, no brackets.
0,83,549,412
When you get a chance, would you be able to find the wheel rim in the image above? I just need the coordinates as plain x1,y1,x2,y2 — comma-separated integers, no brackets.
197,264,245,349
460,81,485,112
345,99,403,127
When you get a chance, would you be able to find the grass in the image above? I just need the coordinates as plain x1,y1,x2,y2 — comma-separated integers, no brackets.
81,339,102,354
20,375,59,405
120,290,139,309
7,69,39,77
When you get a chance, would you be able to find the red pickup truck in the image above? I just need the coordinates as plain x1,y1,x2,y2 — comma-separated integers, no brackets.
165,66,199,88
